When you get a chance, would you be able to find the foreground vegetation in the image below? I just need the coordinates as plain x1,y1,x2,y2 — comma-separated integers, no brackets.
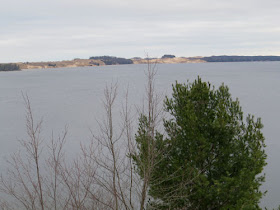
0,65,267,209
134,77,266,209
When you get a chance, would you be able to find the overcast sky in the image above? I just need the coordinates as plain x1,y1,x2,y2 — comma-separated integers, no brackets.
1,0,280,62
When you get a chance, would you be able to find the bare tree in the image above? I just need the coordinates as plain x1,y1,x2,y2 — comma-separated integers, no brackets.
0,60,170,210
45,129,68,210
79,58,165,210
0,94,46,210
131,58,166,210
0,94,69,210
81,82,129,209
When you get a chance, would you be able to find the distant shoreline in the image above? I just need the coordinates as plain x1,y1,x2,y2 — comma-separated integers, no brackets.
1,55,280,71
15,56,207,71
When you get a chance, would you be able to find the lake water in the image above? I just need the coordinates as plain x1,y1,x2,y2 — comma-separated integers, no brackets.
0,62,279,208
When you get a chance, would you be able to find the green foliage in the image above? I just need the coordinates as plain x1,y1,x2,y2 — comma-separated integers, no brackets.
135,77,267,209
133,114,164,178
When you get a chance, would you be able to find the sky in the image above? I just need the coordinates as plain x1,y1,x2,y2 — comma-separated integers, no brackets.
1,0,280,62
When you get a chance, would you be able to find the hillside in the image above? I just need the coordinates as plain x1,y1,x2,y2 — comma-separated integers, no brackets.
16,56,205,70
132,57,205,64
18,59,105,70
3,55,280,71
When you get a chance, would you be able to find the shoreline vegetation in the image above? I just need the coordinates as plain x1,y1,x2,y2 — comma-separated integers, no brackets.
1,55,280,71
0,63,20,71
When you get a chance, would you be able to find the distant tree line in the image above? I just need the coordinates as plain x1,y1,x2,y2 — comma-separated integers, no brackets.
202,56,280,62
89,56,133,65
161,54,175,59
132,57,142,60
48,63,57,67
0,63,20,71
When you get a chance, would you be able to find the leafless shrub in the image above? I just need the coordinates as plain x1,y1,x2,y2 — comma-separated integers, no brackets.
0,94,69,210
0,61,177,210
76,58,165,210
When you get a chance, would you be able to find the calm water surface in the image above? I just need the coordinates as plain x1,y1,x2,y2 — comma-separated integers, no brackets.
0,62,279,208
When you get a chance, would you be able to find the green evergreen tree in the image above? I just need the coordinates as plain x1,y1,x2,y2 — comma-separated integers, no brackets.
135,77,267,209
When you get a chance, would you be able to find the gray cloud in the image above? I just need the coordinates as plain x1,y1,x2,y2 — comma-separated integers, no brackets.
1,0,280,62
